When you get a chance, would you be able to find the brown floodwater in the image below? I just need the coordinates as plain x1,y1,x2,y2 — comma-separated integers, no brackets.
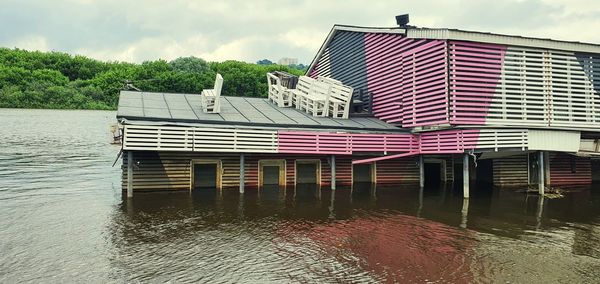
1,109,600,283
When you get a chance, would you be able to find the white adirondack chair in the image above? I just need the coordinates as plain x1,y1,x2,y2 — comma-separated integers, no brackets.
201,73,223,113
267,73,293,107
291,76,316,110
327,83,354,119
303,80,331,117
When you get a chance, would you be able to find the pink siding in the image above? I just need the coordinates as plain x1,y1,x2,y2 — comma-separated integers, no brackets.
278,129,480,158
419,129,479,154
399,41,449,127
350,129,479,164
365,35,449,128
449,41,506,124
364,34,415,124
277,131,418,155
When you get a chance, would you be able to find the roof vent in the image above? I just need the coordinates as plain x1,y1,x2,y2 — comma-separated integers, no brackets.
395,14,410,28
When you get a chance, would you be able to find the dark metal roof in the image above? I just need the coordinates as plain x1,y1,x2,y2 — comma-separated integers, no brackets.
116,91,403,132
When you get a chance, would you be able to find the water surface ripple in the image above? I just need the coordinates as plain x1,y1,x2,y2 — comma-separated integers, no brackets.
1,109,600,283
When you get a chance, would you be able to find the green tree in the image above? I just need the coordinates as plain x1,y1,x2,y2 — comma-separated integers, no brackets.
0,47,306,110
170,56,210,73
256,59,273,65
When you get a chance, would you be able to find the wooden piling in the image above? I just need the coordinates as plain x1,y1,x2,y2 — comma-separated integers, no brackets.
538,151,545,195
419,155,424,188
127,151,133,198
460,198,469,229
331,155,336,190
240,153,245,194
463,153,469,199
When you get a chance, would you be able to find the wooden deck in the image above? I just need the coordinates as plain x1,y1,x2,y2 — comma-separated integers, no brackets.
117,91,399,132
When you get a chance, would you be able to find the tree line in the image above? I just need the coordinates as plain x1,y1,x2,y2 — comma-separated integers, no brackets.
0,48,305,110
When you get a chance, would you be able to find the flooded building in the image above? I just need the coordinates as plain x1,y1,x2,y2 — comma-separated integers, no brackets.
117,18,600,197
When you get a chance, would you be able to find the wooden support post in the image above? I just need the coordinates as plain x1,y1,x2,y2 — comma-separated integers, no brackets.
331,155,336,190
536,195,544,230
460,198,469,229
538,151,545,195
240,153,245,194
463,153,469,199
127,151,133,198
329,189,336,219
417,183,423,217
419,155,425,188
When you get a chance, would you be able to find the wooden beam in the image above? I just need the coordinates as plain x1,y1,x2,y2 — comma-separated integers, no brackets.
352,152,418,164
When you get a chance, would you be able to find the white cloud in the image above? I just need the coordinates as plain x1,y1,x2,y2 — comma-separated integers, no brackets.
1,0,599,64
9,35,49,52
198,37,257,62
278,29,328,51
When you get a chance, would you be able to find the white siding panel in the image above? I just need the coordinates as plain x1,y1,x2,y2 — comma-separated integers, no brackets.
528,130,580,152
124,124,278,153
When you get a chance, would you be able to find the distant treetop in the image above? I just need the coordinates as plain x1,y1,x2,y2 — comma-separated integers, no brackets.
170,56,210,73
256,59,273,65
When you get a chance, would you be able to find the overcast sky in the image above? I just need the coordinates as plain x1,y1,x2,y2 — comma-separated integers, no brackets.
1,0,599,64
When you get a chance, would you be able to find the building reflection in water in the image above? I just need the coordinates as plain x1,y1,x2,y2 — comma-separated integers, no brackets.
536,195,544,230
461,198,469,229
111,183,600,282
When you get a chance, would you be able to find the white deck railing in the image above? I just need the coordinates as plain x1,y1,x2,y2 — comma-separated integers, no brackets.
123,124,277,153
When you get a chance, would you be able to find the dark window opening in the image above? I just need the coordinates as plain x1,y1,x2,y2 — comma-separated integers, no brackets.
424,163,442,186
353,162,374,196
296,162,318,184
262,165,280,185
353,163,373,183
592,160,600,183
193,163,217,189
454,159,464,183
476,158,494,187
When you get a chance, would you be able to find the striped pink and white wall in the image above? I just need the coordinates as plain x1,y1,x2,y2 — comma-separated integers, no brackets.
358,35,449,128
277,131,419,155
419,129,479,154
277,129,527,158
448,40,600,129
363,33,411,124
309,30,449,128
309,30,600,130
